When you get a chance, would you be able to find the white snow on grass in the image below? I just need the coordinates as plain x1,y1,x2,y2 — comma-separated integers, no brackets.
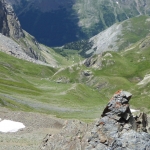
130,109,140,113
0,119,25,133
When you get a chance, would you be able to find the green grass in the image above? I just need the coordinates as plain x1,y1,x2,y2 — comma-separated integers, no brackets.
51,39,150,115
0,51,108,119
119,15,150,50
2,18,150,119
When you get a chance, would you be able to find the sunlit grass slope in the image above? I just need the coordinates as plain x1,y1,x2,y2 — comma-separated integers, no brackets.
52,39,150,114
0,51,108,120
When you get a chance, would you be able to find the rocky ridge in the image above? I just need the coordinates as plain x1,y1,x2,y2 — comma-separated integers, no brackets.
0,0,42,62
0,0,24,39
40,90,150,150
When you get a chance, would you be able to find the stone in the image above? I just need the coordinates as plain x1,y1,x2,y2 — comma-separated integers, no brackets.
86,90,150,150
99,135,107,143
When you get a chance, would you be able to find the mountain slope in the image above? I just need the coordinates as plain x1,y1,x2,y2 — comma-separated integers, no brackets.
87,15,150,55
6,0,150,46
51,32,150,113
0,0,68,67
0,51,107,119
1,0,150,119
1,12,150,120
64,15,150,56
74,0,150,36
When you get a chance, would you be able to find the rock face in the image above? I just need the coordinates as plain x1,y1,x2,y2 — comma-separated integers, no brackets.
0,0,9,36
0,33,47,65
0,0,24,39
4,0,24,39
86,90,150,150
84,54,103,69
40,90,150,150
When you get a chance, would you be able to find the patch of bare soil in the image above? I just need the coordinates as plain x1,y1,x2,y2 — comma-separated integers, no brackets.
0,106,64,150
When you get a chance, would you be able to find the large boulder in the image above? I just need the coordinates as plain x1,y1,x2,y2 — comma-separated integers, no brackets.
86,90,150,150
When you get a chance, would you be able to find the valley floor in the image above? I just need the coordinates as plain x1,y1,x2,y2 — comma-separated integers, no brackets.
0,106,64,150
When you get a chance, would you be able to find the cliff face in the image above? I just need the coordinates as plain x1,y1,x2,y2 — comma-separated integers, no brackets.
0,0,24,39
0,0,9,36
4,0,24,39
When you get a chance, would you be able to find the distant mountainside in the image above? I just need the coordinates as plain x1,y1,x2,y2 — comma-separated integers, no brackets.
63,15,150,57
6,0,150,46
0,0,64,66
6,0,84,47
86,15,150,55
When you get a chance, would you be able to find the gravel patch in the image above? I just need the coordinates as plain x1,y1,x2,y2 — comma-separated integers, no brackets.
0,33,48,65
0,106,64,150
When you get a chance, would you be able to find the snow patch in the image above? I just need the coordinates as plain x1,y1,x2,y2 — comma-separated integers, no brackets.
0,119,25,133
130,109,139,113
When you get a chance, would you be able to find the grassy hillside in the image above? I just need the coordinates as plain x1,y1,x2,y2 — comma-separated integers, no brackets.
118,15,150,50
51,35,150,115
1,17,150,120
1,35,150,120
0,51,108,120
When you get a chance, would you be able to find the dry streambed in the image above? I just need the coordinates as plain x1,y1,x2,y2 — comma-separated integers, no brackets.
0,107,64,150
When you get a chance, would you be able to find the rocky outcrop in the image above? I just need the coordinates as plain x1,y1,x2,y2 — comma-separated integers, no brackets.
0,0,9,36
40,90,150,150
84,52,114,69
0,0,24,39
86,90,150,150
4,0,24,39
84,54,103,69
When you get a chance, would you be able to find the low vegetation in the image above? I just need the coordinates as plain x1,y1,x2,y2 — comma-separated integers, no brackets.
1,27,150,119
